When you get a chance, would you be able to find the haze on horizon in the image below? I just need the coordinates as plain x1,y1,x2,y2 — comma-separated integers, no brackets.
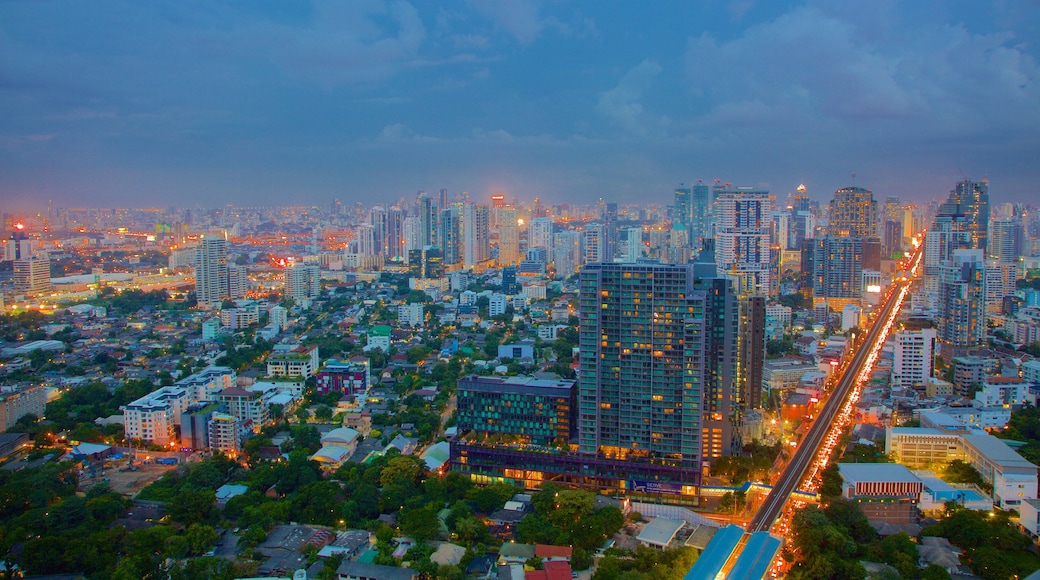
1,0,1038,211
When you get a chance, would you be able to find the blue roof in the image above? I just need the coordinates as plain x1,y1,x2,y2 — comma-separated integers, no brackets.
683,524,744,580
728,532,783,580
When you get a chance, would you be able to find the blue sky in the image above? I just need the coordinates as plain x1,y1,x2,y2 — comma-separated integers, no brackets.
1,0,1038,210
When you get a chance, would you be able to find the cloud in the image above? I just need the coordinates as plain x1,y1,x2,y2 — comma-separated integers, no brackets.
685,4,1040,138
465,0,544,44
596,60,668,137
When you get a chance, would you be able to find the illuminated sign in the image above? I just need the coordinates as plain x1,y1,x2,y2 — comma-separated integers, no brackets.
630,480,683,495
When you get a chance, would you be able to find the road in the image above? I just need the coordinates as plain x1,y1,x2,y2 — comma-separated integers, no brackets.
746,244,922,535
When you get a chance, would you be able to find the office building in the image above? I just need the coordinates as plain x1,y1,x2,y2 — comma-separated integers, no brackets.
528,217,553,253
714,187,773,295
12,256,50,295
284,263,320,303
456,375,576,446
892,329,936,388
940,179,990,253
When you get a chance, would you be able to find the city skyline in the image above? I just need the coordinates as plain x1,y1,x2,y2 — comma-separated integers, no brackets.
1,1,1038,211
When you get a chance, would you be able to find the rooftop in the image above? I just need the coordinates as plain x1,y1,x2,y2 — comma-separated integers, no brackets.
961,434,1038,470
636,517,685,548
837,463,921,484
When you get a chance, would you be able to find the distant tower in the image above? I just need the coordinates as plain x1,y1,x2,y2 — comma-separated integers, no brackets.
195,237,230,309
497,206,520,266
714,187,773,295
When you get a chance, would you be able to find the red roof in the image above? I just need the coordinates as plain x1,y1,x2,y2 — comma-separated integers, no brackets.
535,545,573,559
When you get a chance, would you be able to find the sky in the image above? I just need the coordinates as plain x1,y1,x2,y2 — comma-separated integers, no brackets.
1,0,1038,211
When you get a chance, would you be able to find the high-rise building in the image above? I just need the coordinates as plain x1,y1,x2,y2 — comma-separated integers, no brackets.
583,223,606,264
937,249,986,348
553,231,581,278
892,329,937,388
621,227,643,262
990,219,1024,263
439,206,462,265
828,186,879,238
528,218,554,253
385,206,405,261
739,294,766,412
227,264,247,300
605,202,619,261
497,206,520,266
674,187,691,237
284,263,320,303
369,206,386,256
578,262,706,477
418,192,437,248
463,202,490,269
690,182,712,248
715,187,773,295
195,237,229,309
939,179,990,253
13,256,50,295
812,237,865,308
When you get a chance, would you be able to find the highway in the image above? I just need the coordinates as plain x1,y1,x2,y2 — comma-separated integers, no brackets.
745,244,923,535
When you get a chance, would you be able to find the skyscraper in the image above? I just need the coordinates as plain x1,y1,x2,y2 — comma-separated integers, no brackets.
463,202,490,269
553,231,581,278
937,249,986,348
528,217,554,253
892,329,937,388
497,206,520,266
195,237,229,309
714,187,773,295
812,236,866,308
578,262,705,476
828,186,879,238
939,179,990,253
439,206,462,266
990,219,1024,263
583,223,606,264
690,181,712,248
674,187,691,235
385,206,405,261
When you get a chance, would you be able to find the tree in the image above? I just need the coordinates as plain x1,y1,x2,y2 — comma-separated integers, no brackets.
400,506,441,542
184,524,220,556
942,460,986,489
380,456,424,488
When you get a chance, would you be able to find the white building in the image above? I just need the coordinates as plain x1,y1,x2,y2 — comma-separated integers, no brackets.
220,302,260,330
266,344,320,378
1023,360,1040,384
122,386,191,446
284,263,320,304
974,376,1029,408
489,293,508,317
176,366,236,401
397,303,424,327
0,385,46,433
208,412,241,454
960,433,1038,509
892,329,936,388
714,187,773,295
269,305,288,330
841,304,862,331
